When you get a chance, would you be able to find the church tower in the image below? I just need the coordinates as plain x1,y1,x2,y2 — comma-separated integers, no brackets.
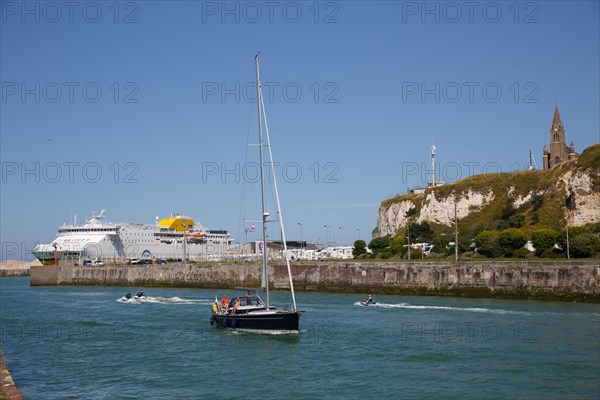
543,105,576,170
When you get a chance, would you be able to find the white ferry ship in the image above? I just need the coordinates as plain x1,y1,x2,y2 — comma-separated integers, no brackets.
32,210,232,264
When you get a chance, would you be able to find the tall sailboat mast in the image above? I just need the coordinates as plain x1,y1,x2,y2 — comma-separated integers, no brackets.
255,53,270,308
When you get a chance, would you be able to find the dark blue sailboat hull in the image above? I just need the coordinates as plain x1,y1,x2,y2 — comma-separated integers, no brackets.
212,311,300,332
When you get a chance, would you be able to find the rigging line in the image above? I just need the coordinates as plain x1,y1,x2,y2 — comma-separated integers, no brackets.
259,85,297,312
236,91,256,248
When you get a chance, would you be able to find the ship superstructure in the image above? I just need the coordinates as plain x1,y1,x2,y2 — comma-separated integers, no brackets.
32,210,232,264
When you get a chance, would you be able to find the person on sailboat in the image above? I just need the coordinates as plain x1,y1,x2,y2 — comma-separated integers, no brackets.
220,295,229,314
232,297,241,314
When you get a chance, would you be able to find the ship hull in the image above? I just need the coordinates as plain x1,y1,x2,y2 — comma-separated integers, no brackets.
211,311,300,332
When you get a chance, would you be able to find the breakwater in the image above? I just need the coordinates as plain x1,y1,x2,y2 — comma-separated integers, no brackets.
0,268,29,278
30,260,600,302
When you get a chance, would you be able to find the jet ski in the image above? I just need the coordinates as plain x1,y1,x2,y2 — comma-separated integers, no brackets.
121,292,133,301
135,290,145,299
360,296,377,306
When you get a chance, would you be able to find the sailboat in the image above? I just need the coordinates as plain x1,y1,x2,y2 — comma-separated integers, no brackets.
210,54,302,333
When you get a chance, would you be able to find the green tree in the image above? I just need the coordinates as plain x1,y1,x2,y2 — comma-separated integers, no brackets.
390,236,406,257
408,222,434,243
566,232,600,258
531,229,559,256
498,228,527,257
509,213,525,228
431,236,451,254
368,235,391,256
352,240,367,258
475,231,502,258
500,203,516,220
557,227,592,257
457,237,472,253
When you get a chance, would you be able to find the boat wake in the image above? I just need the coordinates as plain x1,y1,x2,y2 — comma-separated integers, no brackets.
353,301,531,315
117,296,210,305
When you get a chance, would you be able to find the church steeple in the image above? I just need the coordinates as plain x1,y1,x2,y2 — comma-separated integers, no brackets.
552,104,562,126
543,104,576,170
550,104,565,143
551,104,564,135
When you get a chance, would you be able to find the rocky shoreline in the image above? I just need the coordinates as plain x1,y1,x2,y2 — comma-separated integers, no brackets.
0,352,23,400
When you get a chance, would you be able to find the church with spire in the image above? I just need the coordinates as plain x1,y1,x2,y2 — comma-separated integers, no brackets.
542,105,578,170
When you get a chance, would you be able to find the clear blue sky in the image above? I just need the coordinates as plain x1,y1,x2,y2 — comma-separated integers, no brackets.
1,1,599,260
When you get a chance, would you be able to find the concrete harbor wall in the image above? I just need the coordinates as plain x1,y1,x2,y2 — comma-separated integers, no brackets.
31,260,600,302
0,268,29,278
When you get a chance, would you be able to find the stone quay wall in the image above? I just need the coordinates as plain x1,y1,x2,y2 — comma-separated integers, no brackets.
29,260,600,302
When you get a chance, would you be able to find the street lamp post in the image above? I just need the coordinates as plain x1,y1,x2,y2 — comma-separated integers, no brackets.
566,215,570,259
338,227,344,246
297,222,304,259
356,228,361,241
323,224,330,247
406,223,411,260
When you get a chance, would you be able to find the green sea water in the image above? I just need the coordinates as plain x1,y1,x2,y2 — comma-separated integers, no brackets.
1,277,598,399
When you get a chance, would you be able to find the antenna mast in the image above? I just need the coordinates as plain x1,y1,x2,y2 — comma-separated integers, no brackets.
430,144,436,187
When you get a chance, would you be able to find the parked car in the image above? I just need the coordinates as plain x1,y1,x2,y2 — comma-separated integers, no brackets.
127,258,141,265
156,259,167,265
83,258,92,266
141,259,153,265
92,259,104,266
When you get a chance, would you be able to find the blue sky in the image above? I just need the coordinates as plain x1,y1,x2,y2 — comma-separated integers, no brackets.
1,1,599,259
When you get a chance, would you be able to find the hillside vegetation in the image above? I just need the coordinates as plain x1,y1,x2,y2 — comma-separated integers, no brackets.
370,143,600,259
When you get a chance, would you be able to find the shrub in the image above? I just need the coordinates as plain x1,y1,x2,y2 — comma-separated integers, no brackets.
408,222,434,243
475,231,502,258
498,228,527,257
379,251,393,259
431,236,451,255
531,229,559,256
390,236,406,257
530,212,540,225
568,233,600,258
509,213,525,228
368,236,392,256
408,249,422,259
352,240,367,258
513,247,531,258
540,248,561,259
